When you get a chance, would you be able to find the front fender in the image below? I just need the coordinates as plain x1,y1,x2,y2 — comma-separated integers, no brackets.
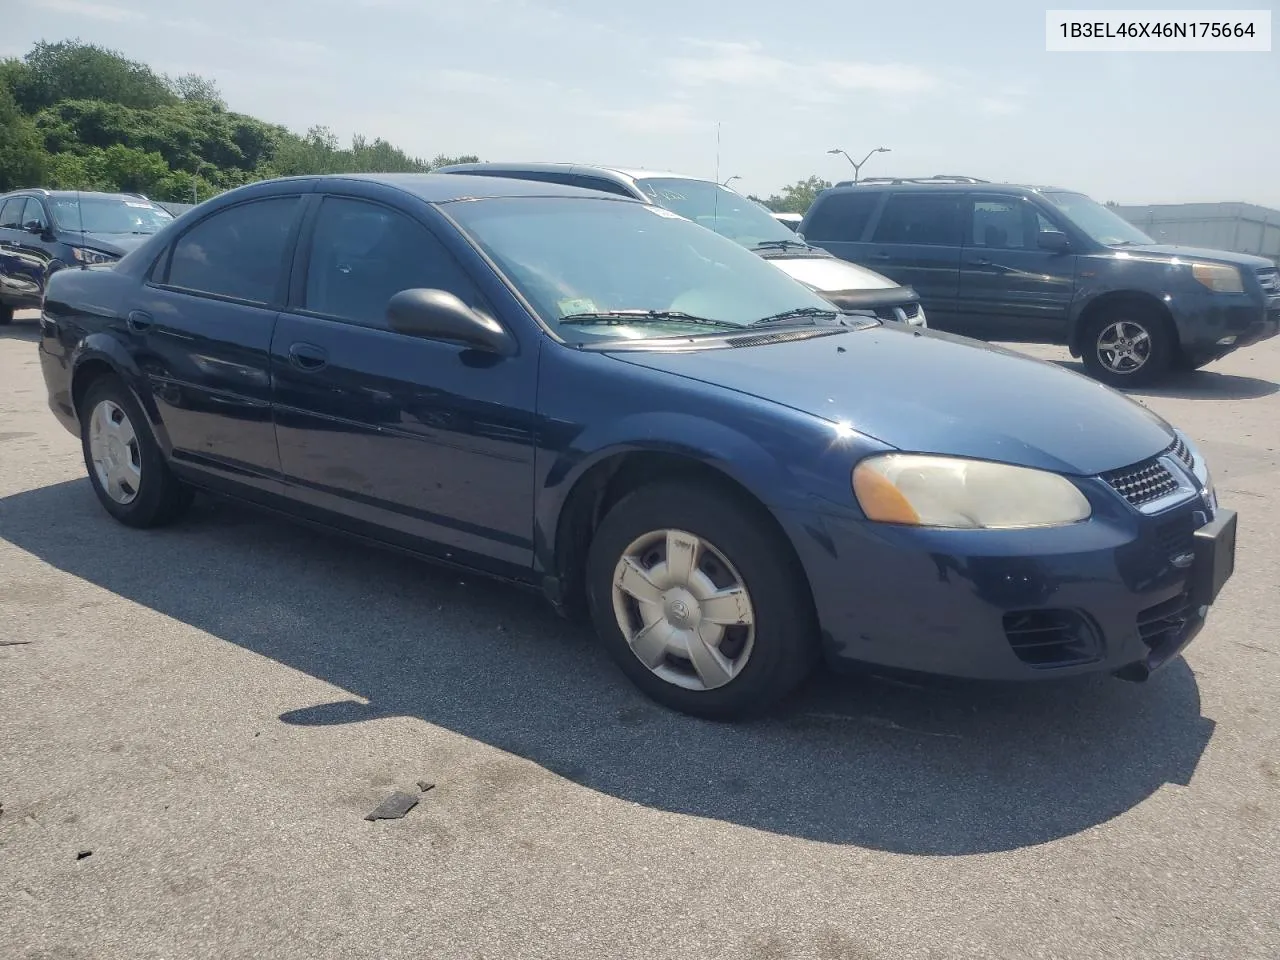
69,335,174,456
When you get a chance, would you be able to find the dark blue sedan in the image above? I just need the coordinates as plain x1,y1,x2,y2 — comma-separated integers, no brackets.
36,174,1237,719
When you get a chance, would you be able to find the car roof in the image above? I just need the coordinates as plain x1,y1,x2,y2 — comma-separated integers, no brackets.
821,181,1072,196
320,171,641,203
434,162,707,186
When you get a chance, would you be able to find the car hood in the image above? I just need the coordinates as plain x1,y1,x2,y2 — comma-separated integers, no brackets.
1115,243,1276,270
76,233,152,256
760,252,902,292
606,325,1175,476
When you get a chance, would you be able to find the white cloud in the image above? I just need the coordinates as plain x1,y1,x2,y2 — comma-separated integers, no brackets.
24,0,140,20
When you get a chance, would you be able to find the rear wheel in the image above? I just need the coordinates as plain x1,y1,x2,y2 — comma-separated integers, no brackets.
0,303,13,326
585,481,818,720
79,377,193,528
1080,304,1175,387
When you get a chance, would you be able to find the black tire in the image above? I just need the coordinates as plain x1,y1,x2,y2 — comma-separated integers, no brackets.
1079,303,1175,388
0,303,13,326
79,376,193,528
585,481,818,720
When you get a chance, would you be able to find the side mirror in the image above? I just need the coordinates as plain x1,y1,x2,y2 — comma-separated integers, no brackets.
25,220,46,235
386,288,515,355
1037,230,1071,253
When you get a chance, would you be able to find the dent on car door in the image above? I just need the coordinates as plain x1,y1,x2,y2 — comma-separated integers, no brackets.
864,193,964,329
270,193,538,575
957,196,1076,341
130,194,303,493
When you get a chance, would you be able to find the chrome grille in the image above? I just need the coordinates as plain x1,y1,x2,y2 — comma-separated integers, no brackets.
1170,436,1194,470
1103,458,1179,506
1258,268,1278,295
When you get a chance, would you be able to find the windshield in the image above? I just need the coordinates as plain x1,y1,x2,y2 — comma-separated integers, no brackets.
633,177,800,250
1042,191,1153,246
448,197,838,344
50,196,173,236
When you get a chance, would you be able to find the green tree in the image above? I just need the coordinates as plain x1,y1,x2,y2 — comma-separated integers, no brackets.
167,72,224,108
10,40,176,112
0,83,47,190
760,176,832,214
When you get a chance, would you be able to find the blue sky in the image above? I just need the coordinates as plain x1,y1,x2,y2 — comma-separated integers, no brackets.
7,0,1279,206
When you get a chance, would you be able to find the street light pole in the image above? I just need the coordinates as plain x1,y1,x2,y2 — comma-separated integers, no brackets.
827,146,891,184
722,175,742,188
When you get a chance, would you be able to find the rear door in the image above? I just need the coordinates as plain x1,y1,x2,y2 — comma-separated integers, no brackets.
270,188,538,576
956,195,1076,341
795,191,881,261
132,193,305,494
0,197,35,305
862,192,965,328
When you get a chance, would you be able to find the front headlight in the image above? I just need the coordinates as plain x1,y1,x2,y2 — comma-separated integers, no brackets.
912,306,927,328
69,247,117,266
852,453,1092,529
1191,262,1244,293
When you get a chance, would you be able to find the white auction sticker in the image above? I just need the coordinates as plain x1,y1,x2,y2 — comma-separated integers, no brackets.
1046,9,1271,51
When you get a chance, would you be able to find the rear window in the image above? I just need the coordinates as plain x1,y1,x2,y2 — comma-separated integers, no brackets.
803,192,880,242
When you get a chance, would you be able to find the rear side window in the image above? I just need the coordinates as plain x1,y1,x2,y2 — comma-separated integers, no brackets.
0,199,24,229
302,196,481,329
872,194,964,246
802,192,879,242
165,197,300,304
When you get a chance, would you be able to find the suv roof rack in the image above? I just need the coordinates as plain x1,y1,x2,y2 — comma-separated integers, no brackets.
839,175,991,187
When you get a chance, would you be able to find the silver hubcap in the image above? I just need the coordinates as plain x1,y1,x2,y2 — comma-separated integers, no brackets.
1097,320,1152,374
87,399,142,505
610,528,755,692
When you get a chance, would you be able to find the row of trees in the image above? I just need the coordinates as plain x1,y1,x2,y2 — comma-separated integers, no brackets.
0,40,477,201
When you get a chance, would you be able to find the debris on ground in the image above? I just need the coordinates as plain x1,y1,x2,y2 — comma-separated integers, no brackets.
0,640,34,646
75,850,92,861
416,780,435,793
364,791,419,821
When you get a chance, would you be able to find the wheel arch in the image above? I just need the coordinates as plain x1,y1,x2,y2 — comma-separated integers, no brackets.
1069,290,1177,358
68,338,172,455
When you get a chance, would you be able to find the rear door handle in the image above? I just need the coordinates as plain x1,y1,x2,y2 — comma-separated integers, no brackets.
288,342,328,371
870,252,892,260
126,310,152,332
970,257,993,266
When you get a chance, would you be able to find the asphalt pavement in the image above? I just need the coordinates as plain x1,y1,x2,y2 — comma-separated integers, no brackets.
2,311,1277,960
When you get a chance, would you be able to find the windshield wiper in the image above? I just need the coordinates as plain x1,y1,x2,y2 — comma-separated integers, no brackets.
751,306,841,326
752,239,812,252
559,310,738,329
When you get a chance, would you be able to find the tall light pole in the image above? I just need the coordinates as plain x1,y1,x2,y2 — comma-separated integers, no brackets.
721,175,742,188
828,146,891,184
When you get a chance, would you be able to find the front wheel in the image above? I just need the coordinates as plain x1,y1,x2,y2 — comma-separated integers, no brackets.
585,481,818,720
79,376,193,528
0,303,13,326
1080,306,1175,387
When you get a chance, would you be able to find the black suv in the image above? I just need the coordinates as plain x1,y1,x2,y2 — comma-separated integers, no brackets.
800,176,1280,385
0,189,174,324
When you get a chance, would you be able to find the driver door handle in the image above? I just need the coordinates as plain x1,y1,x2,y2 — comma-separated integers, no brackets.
126,310,153,332
288,342,329,371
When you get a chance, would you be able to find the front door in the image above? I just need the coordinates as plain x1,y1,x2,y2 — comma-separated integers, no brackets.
270,192,538,577
955,195,1077,342
131,194,303,494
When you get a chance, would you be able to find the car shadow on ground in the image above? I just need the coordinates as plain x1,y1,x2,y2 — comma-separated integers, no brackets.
0,323,41,343
0,479,1216,855
1051,359,1279,401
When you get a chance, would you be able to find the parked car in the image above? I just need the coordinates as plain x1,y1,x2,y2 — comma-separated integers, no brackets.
0,189,174,324
39,173,1236,719
435,162,926,327
800,176,1280,386
772,212,803,232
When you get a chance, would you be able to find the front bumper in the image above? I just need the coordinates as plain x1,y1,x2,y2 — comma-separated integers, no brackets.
782,493,1233,682
1176,292,1279,360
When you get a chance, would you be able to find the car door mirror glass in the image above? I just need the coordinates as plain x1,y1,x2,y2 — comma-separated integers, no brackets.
25,221,45,235
1037,230,1071,252
386,288,513,354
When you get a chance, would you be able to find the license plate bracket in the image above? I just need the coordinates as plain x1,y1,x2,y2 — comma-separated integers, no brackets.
1189,508,1237,608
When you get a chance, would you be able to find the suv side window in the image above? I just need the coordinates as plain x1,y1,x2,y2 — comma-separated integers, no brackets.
0,198,25,229
970,198,1030,249
302,196,481,329
21,198,49,232
803,193,879,242
165,197,300,305
872,194,964,246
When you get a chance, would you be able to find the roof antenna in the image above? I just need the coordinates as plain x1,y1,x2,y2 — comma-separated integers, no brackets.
76,187,87,270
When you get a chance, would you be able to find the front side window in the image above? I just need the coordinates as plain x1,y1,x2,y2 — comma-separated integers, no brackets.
50,196,173,235
872,194,964,246
1042,191,1153,246
447,196,839,345
970,199,1030,249
803,193,880,243
21,198,49,231
303,197,479,328
634,177,796,249
166,197,300,304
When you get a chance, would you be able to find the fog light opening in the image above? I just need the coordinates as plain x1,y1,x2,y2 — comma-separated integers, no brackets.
1216,335,1238,346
